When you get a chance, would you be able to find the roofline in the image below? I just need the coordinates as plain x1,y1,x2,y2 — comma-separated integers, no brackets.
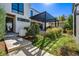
30,11,45,18
31,8,40,13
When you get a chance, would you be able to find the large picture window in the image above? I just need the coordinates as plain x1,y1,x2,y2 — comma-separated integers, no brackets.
12,3,24,15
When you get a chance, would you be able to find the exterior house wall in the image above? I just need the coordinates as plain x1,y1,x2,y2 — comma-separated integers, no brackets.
75,5,79,43
0,3,31,33
73,4,79,43
76,5,79,37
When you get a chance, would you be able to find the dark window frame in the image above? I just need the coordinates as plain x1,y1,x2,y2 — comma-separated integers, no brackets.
12,3,24,15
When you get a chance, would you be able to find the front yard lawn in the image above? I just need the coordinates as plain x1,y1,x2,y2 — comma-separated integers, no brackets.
33,34,79,56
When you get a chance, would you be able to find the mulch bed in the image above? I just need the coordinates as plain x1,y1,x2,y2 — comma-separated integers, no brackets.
18,35,35,42
0,41,5,50
0,40,7,55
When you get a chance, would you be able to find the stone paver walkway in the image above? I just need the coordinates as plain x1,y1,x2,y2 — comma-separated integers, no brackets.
5,34,53,56
8,45,53,56
5,36,32,52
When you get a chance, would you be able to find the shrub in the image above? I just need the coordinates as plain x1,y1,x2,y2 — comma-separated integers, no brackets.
46,28,63,40
0,7,6,40
26,22,40,36
50,35,79,56
33,34,51,49
63,15,73,30
66,29,73,35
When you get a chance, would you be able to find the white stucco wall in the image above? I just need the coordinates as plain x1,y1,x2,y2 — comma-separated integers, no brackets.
0,3,31,33
75,5,79,43
76,15,79,43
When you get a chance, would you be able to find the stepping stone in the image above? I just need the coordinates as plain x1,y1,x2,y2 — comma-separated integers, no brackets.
8,50,27,56
8,46,53,56
5,37,32,53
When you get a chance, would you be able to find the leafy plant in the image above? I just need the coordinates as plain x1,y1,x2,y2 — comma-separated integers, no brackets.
33,34,79,56
0,7,6,40
26,22,40,36
46,28,63,40
64,15,73,30
63,15,73,34
59,15,65,21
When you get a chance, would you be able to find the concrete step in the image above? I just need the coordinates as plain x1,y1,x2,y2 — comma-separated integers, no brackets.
5,37,32,53
5,34,18,38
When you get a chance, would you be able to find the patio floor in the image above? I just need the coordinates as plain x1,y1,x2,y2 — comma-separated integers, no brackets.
5,33,53,56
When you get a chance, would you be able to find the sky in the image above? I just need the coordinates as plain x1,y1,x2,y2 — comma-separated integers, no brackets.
31,3,72,17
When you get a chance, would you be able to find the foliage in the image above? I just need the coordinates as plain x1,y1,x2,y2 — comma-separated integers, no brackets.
33,34,79,56
33,34,51,49
0,7,6,40
50,34,78,55
26,22,40,36
0,49,6,56
66,30,73,35
46,28,63,40
59,15,65,21
64,15,73,30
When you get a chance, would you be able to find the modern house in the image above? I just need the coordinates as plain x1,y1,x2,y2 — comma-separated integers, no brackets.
0,3,31,36
30,8,59,31
73,3,79,43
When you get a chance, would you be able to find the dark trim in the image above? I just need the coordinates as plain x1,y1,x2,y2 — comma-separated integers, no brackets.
6,17,14,32
74,6,77,36
30,11,57,22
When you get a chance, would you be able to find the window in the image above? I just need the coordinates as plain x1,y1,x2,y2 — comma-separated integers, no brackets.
12,3,24,15
17,17,30,22
30,10,33,16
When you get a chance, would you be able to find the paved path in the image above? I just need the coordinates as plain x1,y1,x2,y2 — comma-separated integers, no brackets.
8,45,53,56
5,34,53,56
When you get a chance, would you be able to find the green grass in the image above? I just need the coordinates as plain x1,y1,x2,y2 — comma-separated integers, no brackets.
0,49,6,56
33,34,79,56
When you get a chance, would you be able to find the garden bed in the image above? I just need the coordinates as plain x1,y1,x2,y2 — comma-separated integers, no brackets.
0,40,7,56
32,34,79,56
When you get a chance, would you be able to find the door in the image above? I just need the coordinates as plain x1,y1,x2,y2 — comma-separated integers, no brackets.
6,17,14,32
